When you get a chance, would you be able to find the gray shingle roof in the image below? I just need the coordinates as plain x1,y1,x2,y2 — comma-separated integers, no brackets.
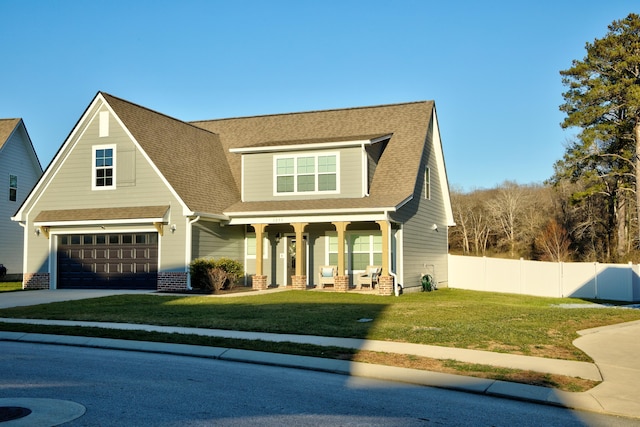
101,93,240,214
34,206,170,222
192,101,435,213
100,93,434,216
0,118,20,149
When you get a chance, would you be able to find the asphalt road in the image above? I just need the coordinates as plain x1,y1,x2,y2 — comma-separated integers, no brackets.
1,341,637,426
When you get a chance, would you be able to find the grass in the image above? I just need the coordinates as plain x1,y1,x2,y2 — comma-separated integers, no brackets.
0,282,22,292
1,288,638,391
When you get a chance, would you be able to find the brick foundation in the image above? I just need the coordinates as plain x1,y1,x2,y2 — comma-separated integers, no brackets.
23,273,50,290
252,275,268,290
291,275,307,290
377,275,394,296
158,272,189,292
334,275,350,292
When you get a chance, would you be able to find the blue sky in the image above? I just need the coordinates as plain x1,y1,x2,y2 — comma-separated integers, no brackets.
1,1,636,191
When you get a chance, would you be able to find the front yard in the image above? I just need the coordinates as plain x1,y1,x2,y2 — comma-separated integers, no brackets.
1,288,639,391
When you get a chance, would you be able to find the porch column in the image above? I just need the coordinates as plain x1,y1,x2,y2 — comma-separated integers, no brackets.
332,221,350,292
292,222,308,290
376,220,394,295
251,223,268,290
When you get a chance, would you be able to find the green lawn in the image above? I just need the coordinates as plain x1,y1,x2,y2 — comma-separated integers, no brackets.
0,282,22,292
1,288,639,362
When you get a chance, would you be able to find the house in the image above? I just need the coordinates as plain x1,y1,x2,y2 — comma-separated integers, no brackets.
0,119,42,281
12,92,454,294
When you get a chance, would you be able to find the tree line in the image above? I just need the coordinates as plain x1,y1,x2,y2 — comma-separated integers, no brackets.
449,13,640,264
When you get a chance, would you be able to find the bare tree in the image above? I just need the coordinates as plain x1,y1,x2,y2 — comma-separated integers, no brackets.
535,219,572,262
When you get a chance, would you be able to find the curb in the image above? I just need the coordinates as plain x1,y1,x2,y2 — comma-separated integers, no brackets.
0,331,606,415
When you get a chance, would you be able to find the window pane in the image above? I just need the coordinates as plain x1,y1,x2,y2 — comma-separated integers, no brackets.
318,156,336,173
373,253,382,265
277,158,294,175
96,235,106,244
246,235,256,256
9,175,17,187
297,157,315,174
297,175,315,192
83,235,93,244
352,253,369,270
328,235,337,252
329,253,338,265
277,176,294,192
352,234,370,252
122,235,133,244
318,174,336,191
9,188,16,201
109,235,119,244
372,234,382,252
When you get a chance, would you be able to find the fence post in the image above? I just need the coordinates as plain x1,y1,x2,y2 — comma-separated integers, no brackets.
559,261,563,298
594,262,599,299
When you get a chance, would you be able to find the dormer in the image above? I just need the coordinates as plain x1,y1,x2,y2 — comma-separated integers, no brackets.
230,134,391,202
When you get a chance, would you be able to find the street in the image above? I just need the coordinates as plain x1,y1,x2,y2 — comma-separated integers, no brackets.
1,341,636,426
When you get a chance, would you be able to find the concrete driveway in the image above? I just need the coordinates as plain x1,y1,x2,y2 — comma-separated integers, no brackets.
0,289,155,309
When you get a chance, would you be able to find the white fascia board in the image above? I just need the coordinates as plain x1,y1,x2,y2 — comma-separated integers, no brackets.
189,211,230,221
229,135,392,154
14,95,109,222
431,108,456,226
227,212,390,226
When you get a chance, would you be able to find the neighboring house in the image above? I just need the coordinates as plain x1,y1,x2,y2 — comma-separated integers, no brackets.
0,119,43,280
12,92,454,293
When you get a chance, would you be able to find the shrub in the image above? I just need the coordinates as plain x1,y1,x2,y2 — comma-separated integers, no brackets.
190,258,244,293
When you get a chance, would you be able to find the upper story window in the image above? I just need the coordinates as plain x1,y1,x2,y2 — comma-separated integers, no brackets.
274,153,338,195
93,145,116,190
9,174,17,201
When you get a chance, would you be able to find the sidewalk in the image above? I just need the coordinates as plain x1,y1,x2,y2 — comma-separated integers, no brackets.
0,289,639,419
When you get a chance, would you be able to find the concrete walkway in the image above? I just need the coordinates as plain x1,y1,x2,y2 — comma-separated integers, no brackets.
0,289,638,419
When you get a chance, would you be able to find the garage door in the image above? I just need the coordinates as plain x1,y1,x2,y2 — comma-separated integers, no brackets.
57,233,158,289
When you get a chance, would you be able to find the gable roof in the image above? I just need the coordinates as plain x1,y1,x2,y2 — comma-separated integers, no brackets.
100,93,240,214
192,101,437,212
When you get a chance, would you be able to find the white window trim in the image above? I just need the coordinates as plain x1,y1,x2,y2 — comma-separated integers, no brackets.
273,152,340,196
92,144,116,191
424,167,431,200
9,174,17,202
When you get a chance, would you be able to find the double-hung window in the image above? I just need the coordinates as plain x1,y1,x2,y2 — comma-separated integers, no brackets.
275,153,338,195
9,175,17,201
326,232,382,272
93,145,115,190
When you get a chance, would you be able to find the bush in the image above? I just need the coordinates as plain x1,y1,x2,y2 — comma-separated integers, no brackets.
190,258,244,293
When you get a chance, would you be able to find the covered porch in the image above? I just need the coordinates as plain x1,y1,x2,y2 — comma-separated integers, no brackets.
247,219,397,296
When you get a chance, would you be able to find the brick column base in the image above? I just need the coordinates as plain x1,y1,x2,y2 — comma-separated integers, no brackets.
252,275,268,290
335,275,350,292
291,275,307,290
158,272,188,292
23,273,50,290
377,275,394,296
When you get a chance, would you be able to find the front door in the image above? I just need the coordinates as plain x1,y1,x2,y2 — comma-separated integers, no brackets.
285,235,307,286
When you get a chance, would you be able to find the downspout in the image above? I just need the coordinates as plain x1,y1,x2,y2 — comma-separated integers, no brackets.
186,215,201,290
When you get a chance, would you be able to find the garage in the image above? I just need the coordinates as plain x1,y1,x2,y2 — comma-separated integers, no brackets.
57,233,158,289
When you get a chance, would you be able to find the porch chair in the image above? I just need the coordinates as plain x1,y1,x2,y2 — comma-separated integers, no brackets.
317,265,337,289
357,265,381,290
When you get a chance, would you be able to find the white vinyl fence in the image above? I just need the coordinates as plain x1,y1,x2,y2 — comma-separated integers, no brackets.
448,255,640,302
